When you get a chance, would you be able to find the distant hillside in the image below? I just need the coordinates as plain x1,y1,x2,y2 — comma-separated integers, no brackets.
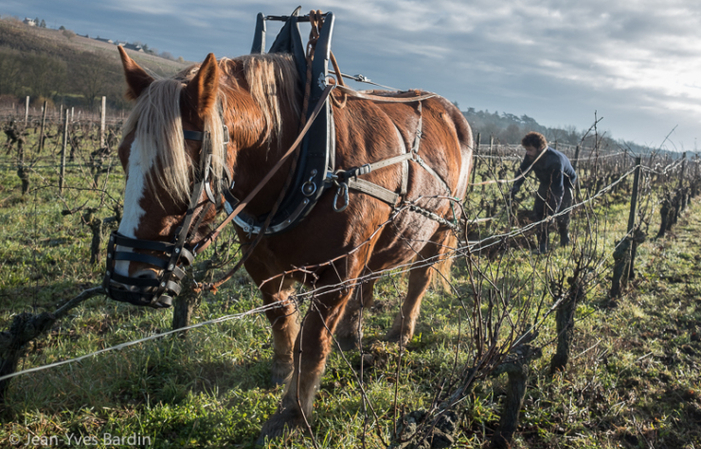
461,107,665,157
0,16,189,111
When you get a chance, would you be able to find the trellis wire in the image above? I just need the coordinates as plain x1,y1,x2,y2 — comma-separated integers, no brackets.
1,159,658,384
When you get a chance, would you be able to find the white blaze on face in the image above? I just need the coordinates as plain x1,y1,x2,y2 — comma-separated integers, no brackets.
115,138,154,276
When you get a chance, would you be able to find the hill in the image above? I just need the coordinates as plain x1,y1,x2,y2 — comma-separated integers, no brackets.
0,16,189,111
461,107,680,158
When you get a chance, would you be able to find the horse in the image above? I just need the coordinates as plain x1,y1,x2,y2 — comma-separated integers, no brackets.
106,45,473,441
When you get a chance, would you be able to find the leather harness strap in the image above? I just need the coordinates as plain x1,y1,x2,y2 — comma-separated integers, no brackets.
335,85,437,103
331,100,454,211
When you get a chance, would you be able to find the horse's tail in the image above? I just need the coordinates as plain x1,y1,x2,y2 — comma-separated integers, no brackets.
431,231,458,293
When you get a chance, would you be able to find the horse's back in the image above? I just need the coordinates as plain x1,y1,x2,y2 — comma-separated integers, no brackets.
333,90,472,200
324,91,472,270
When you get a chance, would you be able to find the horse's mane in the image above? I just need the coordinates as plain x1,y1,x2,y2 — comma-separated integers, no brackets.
218,53,301,151
120,53,300,205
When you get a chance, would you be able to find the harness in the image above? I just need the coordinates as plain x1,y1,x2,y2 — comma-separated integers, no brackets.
103,130,228,308
232,10,453,235
232,9,336,236
103,9,458,309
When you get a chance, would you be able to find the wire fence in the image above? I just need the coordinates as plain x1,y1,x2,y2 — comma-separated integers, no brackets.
0,114,698,447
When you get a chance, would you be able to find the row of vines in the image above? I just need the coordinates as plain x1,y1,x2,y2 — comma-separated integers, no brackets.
0,109,698,448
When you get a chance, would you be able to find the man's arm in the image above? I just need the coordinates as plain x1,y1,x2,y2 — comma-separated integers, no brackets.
510,156,531,198
548,165,565,212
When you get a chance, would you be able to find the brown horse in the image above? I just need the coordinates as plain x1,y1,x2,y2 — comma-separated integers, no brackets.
108,46,473,441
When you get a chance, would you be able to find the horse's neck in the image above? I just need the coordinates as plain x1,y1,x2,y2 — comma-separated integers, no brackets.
225,91,298,217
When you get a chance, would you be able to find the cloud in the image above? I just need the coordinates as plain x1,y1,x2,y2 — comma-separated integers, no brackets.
3,0,700,147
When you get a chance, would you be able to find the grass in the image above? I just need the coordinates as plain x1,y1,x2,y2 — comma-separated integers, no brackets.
0,134,699,448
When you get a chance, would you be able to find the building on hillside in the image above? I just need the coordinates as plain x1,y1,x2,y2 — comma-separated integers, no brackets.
123,43,144,52
95,37,113,44
23,18,36,26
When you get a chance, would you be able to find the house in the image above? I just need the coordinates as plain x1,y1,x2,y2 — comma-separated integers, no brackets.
23,18,36,26
95,37,113,44
123,43,144,52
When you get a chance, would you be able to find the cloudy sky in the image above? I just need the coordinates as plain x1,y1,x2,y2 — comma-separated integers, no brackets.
3,0,700,150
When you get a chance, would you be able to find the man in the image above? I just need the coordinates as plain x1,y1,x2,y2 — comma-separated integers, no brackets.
510,132,577,254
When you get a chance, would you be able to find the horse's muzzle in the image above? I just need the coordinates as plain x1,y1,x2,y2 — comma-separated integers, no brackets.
103,232,194,308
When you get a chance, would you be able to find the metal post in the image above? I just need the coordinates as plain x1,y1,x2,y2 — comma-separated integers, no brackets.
60,110,69,194
24,96,29,124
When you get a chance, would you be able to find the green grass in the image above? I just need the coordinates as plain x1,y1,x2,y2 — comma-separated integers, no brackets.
1,135,699,448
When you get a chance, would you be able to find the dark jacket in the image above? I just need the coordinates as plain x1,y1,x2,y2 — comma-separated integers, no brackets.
510,147,577,210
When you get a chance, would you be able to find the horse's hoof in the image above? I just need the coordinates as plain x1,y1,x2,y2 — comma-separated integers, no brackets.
384,330,411,348
335,333,361,352
256,406,306,445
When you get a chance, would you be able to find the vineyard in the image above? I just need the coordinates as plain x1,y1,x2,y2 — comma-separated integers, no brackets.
0,107,700,449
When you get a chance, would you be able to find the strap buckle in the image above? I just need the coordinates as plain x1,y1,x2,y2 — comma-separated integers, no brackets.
332,182,349,212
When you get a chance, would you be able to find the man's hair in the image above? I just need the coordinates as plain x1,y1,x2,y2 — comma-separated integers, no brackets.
521,132,548,151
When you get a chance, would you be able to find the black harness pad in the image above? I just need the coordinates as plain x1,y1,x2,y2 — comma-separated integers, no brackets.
238,9,336,235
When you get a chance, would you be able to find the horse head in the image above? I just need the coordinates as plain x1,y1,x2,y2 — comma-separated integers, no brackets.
103,47,229,308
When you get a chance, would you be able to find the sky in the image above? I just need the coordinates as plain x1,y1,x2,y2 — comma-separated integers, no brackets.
3,0,701,151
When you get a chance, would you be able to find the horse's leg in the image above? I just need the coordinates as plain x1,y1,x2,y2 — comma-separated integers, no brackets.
260,278,300,386
335,279,376,350
258,265,359,442
246,258,300,386
385,229,454,346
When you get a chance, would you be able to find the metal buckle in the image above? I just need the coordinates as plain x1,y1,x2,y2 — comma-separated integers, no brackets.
302,169,318,197
333,182,349,212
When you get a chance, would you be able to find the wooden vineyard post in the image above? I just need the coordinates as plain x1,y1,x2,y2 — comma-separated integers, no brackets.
572,145,581,199
469,132,480,193
38,100,47,154
60,110,69,195
627,157,642,280
677,152,687,215
611,157,641,297
100,96,107,149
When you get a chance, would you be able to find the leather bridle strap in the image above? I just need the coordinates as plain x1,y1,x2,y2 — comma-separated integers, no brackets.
192,82,337,257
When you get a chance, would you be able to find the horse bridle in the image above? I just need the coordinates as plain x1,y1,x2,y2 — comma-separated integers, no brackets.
103,127,230,308
103,83,335,308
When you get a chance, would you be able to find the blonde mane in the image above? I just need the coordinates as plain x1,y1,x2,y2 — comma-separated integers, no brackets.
219,53,301,150
120,53,299,205
121,78,226,205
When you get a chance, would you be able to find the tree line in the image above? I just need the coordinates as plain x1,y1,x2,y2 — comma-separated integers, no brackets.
461,106,657,156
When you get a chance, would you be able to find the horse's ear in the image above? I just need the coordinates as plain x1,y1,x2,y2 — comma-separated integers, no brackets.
118,46,154,100
185,53,219,119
